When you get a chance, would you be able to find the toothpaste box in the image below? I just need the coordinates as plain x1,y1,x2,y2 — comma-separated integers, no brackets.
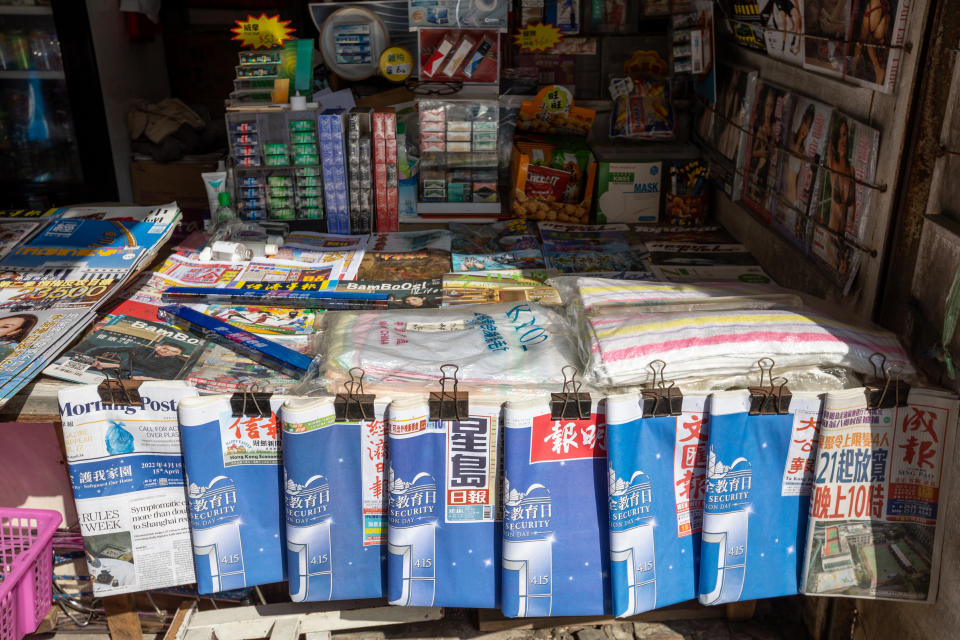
596,161,662,224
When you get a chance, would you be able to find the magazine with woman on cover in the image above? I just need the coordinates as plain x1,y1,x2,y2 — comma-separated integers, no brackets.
810,112,880,291
740,82,792,221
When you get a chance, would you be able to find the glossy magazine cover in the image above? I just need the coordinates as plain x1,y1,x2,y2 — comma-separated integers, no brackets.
772,96,833,249
740,81,793,221
809,112,880,292
45,314,205,383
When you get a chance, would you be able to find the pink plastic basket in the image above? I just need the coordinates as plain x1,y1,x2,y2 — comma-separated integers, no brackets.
0,508,62,640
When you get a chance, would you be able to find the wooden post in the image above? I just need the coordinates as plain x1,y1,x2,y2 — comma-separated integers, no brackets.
102,594,143,640
724,601,756,621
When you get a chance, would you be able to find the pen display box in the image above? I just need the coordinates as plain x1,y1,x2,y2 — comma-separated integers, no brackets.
226,111,324,222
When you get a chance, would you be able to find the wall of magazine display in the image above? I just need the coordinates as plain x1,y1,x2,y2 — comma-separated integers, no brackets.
702,0,931,321
718,0,913,95
694,63,883,294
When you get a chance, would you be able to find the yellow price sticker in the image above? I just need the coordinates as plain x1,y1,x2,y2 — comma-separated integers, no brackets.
379,46,413,82
513,22,564,53
231,13,295,50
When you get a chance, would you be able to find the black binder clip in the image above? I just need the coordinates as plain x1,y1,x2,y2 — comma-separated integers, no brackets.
642,359,683,418
97,367,143,406
551,365,592,420
230,385,273,418
429,364,469,421
866,353,910,409
749,357,792,415
335,368,376,421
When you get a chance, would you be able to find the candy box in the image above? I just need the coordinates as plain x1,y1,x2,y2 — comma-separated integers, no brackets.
511,140,596,224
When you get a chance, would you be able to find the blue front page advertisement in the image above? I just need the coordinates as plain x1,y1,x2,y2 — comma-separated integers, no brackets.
179,394,287,594
281,397,389,601
386,397,502,608
605,393,711,617
501,398,611,617
698,390,821,604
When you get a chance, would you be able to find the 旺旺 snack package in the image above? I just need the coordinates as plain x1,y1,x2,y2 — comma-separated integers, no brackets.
511,88,598,224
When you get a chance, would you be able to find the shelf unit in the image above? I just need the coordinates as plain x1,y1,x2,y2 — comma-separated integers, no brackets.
0,69,64,79
0,5,52,16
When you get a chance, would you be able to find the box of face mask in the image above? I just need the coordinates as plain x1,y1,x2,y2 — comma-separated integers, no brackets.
595,161,663,224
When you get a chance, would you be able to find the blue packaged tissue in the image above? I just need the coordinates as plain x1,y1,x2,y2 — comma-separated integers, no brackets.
386,397,502,608
606,393,711,617
501,398,611,617
281,397,388,601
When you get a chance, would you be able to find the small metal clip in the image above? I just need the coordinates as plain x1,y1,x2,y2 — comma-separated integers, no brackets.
551,365,592,420
97,366,143,406
642,360,683,418
230,384,273,418
865,353,910,409
429,364,469,421
748,358,792,415
335,368,376,421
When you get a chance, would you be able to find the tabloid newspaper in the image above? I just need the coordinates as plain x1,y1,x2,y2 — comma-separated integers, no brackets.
178,394,287,594
605,393,711,617
387,397,502,608
698,390,821,604
801,387,956,602
502,398,611,617
282,397,388,601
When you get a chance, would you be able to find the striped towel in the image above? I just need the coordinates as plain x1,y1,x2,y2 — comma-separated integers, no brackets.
553,277,802,315
585,308,915,387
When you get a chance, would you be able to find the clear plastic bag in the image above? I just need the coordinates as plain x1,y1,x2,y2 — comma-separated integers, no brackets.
319,302,581,391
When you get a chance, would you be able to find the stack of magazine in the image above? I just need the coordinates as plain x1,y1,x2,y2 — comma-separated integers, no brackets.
0,203,181,405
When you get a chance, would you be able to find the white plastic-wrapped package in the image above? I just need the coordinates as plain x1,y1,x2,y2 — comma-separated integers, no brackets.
584,308,915,387
322,303,580,388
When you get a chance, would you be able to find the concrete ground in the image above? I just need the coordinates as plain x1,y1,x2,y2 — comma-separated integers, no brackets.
29,597,809,640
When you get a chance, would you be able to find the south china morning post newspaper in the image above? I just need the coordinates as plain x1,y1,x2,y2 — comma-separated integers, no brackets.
58,382,198,596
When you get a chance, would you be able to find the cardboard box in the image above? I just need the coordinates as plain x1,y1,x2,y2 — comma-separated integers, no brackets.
596,161,662,224
130,159,219,213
